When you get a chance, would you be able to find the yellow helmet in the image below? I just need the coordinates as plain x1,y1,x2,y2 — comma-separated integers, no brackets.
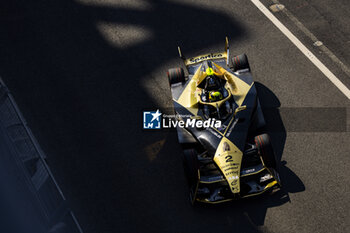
209,91,223,102
206,67,215,76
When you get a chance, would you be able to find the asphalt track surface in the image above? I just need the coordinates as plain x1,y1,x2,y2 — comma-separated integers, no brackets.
0,0,349,233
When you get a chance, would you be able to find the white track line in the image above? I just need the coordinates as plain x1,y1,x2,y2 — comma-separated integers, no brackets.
251,0,350,100
270,0,350,78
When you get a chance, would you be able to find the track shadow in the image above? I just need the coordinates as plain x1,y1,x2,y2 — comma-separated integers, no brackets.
0,0,303,232
235,82,305,225
237,161,305,226
255,82,285,163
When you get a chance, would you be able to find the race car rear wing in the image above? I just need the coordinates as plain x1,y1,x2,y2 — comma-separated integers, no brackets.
178,37,230,66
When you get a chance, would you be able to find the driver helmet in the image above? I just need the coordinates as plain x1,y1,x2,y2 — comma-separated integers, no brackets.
209,91,223,102
206,67,215,76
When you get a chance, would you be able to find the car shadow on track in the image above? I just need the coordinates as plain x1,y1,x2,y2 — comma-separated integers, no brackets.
239,82,305,226
255,82,286,160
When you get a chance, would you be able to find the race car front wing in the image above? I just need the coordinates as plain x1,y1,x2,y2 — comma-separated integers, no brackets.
192,153,281,204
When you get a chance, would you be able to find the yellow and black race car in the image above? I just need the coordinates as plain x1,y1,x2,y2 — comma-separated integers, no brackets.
167,38,281,205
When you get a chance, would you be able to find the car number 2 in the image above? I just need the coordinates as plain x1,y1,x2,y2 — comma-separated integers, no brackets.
225,155,233,162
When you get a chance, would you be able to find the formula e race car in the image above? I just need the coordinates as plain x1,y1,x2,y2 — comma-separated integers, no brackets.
167,38,281,205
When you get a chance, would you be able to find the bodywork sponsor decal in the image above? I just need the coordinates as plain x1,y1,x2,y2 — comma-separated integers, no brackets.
185,52,226,65
213,137,242,193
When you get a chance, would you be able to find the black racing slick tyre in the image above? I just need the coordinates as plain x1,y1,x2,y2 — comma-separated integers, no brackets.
254,134,277,168
231,54,250,72
183,149,199,206
183,149,199,184
167,68,185,84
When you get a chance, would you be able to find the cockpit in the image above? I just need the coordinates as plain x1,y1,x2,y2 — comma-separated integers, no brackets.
197,64,236,121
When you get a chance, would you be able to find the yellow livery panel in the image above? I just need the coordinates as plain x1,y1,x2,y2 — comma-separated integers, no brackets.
213,137,243,194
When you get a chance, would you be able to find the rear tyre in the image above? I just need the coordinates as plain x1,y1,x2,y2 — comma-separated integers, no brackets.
231,54,250,71
183,149,199,184
183,149,199,205
167,68,185,84
254,134,277,168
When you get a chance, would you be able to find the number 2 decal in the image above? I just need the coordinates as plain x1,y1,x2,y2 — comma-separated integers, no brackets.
225,155,233,162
